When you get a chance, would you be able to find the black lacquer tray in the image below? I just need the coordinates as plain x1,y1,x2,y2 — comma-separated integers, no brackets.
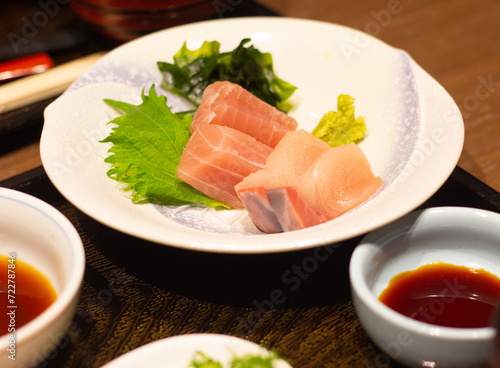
2,165,499,368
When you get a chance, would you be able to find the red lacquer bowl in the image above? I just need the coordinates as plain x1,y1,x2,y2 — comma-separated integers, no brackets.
70,0,218,42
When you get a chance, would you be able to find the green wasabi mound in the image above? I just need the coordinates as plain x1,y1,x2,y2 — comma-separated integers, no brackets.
312,94,366,147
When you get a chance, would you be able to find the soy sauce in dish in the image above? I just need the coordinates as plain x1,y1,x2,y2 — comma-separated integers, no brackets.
0,254,57,334
378,262,500,328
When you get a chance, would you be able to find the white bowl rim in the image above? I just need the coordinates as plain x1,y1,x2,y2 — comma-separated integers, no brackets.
350,206,499,341
101,332,293,367
0,187,85,344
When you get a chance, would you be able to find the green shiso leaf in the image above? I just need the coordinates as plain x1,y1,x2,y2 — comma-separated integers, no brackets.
312,94,367,148
158,39,296,112
100,85,226,208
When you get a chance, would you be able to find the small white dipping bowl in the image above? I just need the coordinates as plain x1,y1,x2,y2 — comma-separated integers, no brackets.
0,187,85,368
350,206,500,368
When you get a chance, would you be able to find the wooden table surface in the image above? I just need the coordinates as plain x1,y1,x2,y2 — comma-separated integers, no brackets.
1,0,499,193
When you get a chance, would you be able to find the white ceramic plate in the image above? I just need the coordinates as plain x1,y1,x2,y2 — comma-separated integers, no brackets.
40,17,464,253
101,334,292,368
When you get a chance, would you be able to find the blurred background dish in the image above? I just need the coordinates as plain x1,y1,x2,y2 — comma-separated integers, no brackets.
101,333,292,367
70,0,220,42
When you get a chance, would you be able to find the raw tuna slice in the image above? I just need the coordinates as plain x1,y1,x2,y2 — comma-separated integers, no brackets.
176,124,273,209
296,144,384,219
238,187,283,233
235,129,331,193
237,186,325,233
265,187,325,231
191,81,298,148
235,130,383,232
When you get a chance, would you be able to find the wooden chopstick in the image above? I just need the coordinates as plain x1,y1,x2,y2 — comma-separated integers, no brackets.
0,52,106,115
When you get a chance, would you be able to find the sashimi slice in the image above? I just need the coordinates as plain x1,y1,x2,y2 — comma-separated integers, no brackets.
235,129,331,193
191,81,298,148
265,187,326,231
238,186,325,233
235,130,384,232
176,124,273,209
176,150,245,209
265,129,331,174
238,187,283,233
296,144,384,219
